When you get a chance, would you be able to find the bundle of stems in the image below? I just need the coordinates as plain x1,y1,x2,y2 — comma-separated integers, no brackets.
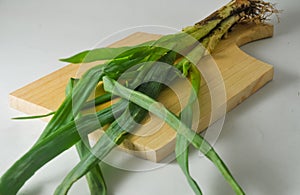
0,0,277,194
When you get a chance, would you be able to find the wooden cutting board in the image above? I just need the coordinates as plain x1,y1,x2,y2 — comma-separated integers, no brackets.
9,23,274,162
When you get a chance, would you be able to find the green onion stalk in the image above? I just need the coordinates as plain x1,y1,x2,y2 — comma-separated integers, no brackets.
0,1,277,195
65,78,107,195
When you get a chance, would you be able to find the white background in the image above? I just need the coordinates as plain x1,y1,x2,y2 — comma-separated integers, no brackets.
0,0,299,194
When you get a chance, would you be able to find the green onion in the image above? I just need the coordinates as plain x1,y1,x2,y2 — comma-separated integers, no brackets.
103,76,245,194
60,40,156,63
54,49,178,195
66,78,107,195
11,111,55,120
0,1,277,194
175,64,203,194
0,102,126,195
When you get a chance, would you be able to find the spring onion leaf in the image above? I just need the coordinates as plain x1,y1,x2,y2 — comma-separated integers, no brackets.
103,76,245,195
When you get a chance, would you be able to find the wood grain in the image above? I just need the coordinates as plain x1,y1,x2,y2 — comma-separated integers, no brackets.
9,23,274,162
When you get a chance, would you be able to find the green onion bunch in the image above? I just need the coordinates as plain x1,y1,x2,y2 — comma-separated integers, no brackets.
0,1,277,194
